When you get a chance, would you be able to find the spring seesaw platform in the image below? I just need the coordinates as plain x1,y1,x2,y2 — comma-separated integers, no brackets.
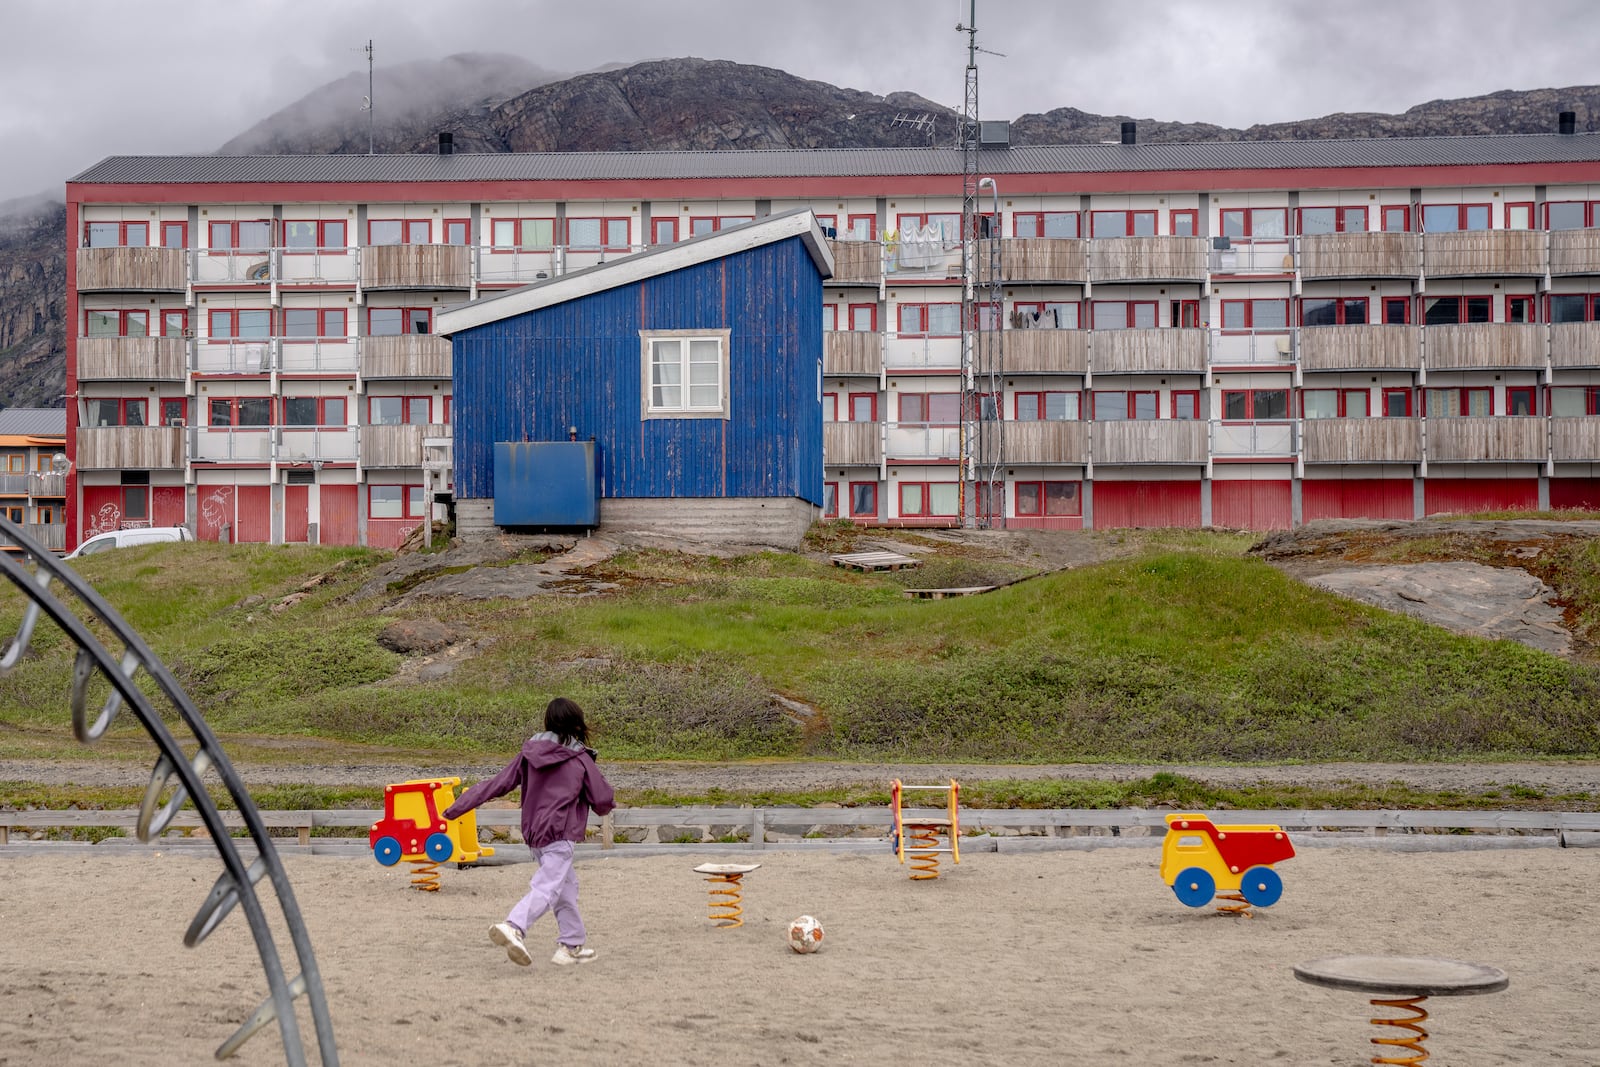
693,863,761,928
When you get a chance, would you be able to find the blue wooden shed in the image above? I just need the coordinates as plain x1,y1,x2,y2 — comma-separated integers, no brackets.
437,209,833,548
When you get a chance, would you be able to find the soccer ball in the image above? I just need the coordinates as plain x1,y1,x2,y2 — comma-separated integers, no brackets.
786,915,824,954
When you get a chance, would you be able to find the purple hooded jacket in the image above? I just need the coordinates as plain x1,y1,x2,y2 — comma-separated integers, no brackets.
443,733,616,849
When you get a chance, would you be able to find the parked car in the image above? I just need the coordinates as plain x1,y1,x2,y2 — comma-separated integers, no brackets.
65,526,196,559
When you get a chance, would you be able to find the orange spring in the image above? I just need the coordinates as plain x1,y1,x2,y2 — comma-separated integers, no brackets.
408,858,441,892
704,871,747,928
1214,891,1253,918
1368,996,1430,1065
907,824,942,880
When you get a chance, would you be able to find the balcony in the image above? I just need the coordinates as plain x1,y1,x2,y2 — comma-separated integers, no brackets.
1299,232,1422,279
1549,322,1600,368
0,523,65,553
1424,323,1546,370
824,240,883,285
1210,420,1299,459
883,333,961,371
276,428,359,464
1091,328,1206,374
75,247,185,292
28,472,65,497
984,238,1088,284
477,247,562,287
0,474,33,496
361,423,449,468
823,421,881,466
192,341,273,375
189,427,275,463
361,245,471,290
1208,238,1295,275
75,426,185,469
1005,421,1089,464
76,336,187,381
884,232,961,281
1422,230,1547,277
1091,420,1207,464
1301,417,1422,463
1551,417,1600,461
1425,416,1547,463
192,250,276,286
360,335,452,378
1298,325,1422,372
1088,237,1206,282
1210,330,1294,366
823,332,882,376
278,249,359,285
1548,230,1600,276
883,422,961,461
277,339,359,375
1004,329,1087,374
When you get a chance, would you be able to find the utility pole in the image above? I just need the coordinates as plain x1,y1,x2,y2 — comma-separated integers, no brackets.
363,41,375,154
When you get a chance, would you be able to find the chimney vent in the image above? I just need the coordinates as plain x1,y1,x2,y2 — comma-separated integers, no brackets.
1559,111,1576,136
438,132,454,155
1120,121,1137,145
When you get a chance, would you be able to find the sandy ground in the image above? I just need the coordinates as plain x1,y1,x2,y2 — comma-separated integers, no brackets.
2,845,1596,1066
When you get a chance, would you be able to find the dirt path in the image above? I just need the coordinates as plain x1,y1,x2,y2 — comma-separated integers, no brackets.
4,757,1596,795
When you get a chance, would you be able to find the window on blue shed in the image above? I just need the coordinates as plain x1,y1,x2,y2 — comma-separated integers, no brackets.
644,333,728,418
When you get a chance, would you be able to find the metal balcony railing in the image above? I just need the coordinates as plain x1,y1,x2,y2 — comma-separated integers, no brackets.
882,422,962,461
1210,419,1300,458
882,332,963,371
1210,330,1295,366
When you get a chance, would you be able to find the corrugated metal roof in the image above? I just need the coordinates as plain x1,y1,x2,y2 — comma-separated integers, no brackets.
0,408,66,436
67,133,1600,185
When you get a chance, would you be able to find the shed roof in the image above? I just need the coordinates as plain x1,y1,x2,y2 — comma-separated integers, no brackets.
0,408,66,438
437,208,833,337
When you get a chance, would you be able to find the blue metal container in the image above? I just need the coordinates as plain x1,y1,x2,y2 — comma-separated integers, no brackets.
492,441,598,527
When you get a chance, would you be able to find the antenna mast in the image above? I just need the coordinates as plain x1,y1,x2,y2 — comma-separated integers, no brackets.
363,40,374,154
957,1,1005,528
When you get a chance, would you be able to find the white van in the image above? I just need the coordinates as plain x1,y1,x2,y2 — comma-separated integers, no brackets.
65,526,196,559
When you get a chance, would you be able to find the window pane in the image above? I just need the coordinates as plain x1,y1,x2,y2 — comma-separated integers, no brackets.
1550,294,1588,323
1383,207,1408,232
209,222,234,250
1424,297,1460,326
1041,213,1077,237
653,219,677,244
123,487,148,520
1302,299,1337,327
605,219,630,247
1345,391,1370,418
1093,302,1126,330
823,483,837,515
1303,390,1338,418
1046,302,1078,328
1342,299,1368,325
1131,392,1157,420
1131,212,1156,237
927,394,961,423
491,220,516,247
1091,211,1126,238
370,486,403,519
1251,210,1286,238
1384,299,1409,325
1340,207,1367,232
849,306,873,331
238,221,271,249
524,220,553,250
1301,208,1337,235
406,309,431,334
406,221,430,243
369,308,402,335
1509,390,1534,416
1131,303,1157,329
928,482,959,515
284,222,318,249
406,398,430,425
1014,214,1040,239
87,222,120,247
283,397,317,425
1551,387,1588,416
1422,205,1459,232
850,395,873,421
1224,392,1248,420
568,219,601,248
370,397,403,425
86,311,119,337
1044,482,1079,516
1016,482,1041,514
926,304,961,334
408,486,426,516
1548,202,1587,230
162,311,186,338
238,310,271,339
1170,212,1195,237
1220,211,1246,239
1427,388,1458,417
209,399,232,425
1222,303,1246,330
324,398,346,425
902,484,924,515
1172,393,1198,420
1463,205,1490,231
1385,391,1409,417
237,398,271,426
283,309,319,337
1015,394,1039,421
846,218,872,240
851,483,875,515
87,399,118,427
1044,392,1077,420
1094,391,1126,421
1253,301,1288,330
1465,297,1492,324
1465,389,1491,417
369,220,402,245
1255,390,1288,419
324,221,346,247
1506,205,1532,230
124,222,148,246
900,394,927,422
161,223,186,248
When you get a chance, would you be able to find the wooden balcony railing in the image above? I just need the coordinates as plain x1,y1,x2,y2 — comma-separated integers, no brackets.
1088,236,1207,282
1548,230,1600,275
1422,230,1548,277
822,240,883,285
823,332,882,376
1091,420,1207,464
1004,330,1088,374
983,238,1088,283
360,423,449,467
1551,417,1600,461
1090,329,1206,374
1298,325,1422,371
359,335,452,378
1004,421,1089,464
75,247,186,291
76,336,187,380
75,426,185,470
28,472,66,497
1299,232,1422,279
360,246,471,289
1425,417,1547,463
1301,417,1422,463
822,422,881,466
1549,322,1600,368
1424,323,1546,370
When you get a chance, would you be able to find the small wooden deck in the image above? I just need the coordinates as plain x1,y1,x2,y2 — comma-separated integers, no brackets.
901,586,997,600
831,550,921,571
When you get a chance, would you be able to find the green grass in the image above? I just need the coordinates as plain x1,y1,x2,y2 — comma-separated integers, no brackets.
0,533,1597,764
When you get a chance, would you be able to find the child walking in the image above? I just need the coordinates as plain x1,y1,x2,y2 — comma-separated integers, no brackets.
443,697,616,966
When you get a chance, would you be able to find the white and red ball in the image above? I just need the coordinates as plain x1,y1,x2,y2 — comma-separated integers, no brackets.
786,915,824,954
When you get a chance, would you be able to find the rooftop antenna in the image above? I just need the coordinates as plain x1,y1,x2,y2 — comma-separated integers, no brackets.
362,40,374,154
891,112,938,146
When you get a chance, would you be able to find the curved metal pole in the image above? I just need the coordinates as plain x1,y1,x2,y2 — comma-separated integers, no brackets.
0,518,337,1065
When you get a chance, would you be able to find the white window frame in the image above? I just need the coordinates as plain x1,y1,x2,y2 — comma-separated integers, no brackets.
640,328,731,420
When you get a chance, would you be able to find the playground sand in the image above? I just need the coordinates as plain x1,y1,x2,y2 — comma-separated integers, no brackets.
1,844,1594,1065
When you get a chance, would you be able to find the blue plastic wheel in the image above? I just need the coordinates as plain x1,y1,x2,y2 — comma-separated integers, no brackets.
424,832,454,863
1239,865,1284,908
1172,866,1216,908
373,835,402,867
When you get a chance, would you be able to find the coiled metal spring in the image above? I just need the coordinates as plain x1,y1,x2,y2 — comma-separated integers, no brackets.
408,858,442,892
693,863,760,928
1368,996,1430,1064
906,824,943,880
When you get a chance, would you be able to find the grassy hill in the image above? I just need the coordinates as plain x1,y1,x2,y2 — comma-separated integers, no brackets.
0,530,1595,767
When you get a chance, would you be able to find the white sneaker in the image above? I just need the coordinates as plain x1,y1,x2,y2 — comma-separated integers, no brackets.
490,922,532,966
551,943,596,965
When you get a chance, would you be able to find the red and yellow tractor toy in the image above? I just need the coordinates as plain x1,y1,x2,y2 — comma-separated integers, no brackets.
1160,812,1295,911
369,777,493,875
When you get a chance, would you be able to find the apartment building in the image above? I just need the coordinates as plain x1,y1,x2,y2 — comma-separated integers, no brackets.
65,125,1600,548
0,408,67,552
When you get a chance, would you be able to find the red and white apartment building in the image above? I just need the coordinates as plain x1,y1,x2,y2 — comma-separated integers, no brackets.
64,124,1600,547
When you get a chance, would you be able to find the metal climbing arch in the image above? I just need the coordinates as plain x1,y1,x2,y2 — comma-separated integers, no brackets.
0,516,338,1065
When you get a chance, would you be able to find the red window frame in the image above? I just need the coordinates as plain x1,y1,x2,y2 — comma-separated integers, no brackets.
1221,389,1291,421
1012,300,1079,329
1301,388,1371,418
1298,296,1370,326
1506,386,1538,417
442,219,470,246
1220,207,1288,240
823,304,838,331
1422,295,1493,326
1506,294,1536,323
822,481,839,518
848,480,878,517
83,309,150,337
83,220,150,247
159,309,188,338
895,211,970,240
1089,210,1157,238
282,219,348,252
1504,202,1535,231
822,391,838,420
1296,206,1368,234
206,308,273,342
847,303,877,331
898,392,960,425
1381,206,1411,232
1382,388,1413,417
280,307,348,341
1169,209,1198,237
280,396,348,427
1547,293,1600,323
83,397,152,428
1090,300,1157,330
813,214,837,235
206,396,275,427
566,217,631,251
1382,297,1412,325
207,220,274,251
367,307,433,336
898,481,959,518
1013,391,1080,421
1171,390,1201,420
368,483,428,520
688,215,755,237
651,218,679,246
1014,480,1083,518
367,219,432,245
1423,386,1493,417
848,392,877,422
160,221,188,249
1170,299,1201,328
845,214,876,241
1012,210,1080,239
1220,299,1290,332
367,395,433,426
158,398,188,427
1419,204,1492,233
1091,390,1159,421
1549,385,1600,415
488,217,556,250
896,302,961,337
1545,201,1600,230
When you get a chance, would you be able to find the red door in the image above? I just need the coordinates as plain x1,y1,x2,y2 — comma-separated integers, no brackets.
235,486,271,543
152,486,186,528
1092,481,1202,529
196,486,236,542
284,485,309,543
1211,480,1293,530
319,485,358,546
80,487,124,538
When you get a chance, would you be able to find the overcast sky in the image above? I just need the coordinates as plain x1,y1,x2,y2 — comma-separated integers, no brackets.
2,0,1595,203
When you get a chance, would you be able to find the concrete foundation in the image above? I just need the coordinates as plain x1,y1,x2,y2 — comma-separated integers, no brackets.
455,495,819,550
455,498,497,540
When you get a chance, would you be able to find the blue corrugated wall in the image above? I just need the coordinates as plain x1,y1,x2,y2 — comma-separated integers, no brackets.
451,236,823,505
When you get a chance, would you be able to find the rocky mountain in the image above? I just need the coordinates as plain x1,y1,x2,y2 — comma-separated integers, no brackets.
4,56,1599,410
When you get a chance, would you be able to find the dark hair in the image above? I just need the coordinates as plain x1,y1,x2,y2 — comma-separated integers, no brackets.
544,697,589,748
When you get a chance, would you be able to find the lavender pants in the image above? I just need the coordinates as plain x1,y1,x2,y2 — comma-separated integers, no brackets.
505,839,586,947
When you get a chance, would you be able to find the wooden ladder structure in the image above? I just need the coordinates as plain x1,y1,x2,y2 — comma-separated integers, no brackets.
891,779,961,880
